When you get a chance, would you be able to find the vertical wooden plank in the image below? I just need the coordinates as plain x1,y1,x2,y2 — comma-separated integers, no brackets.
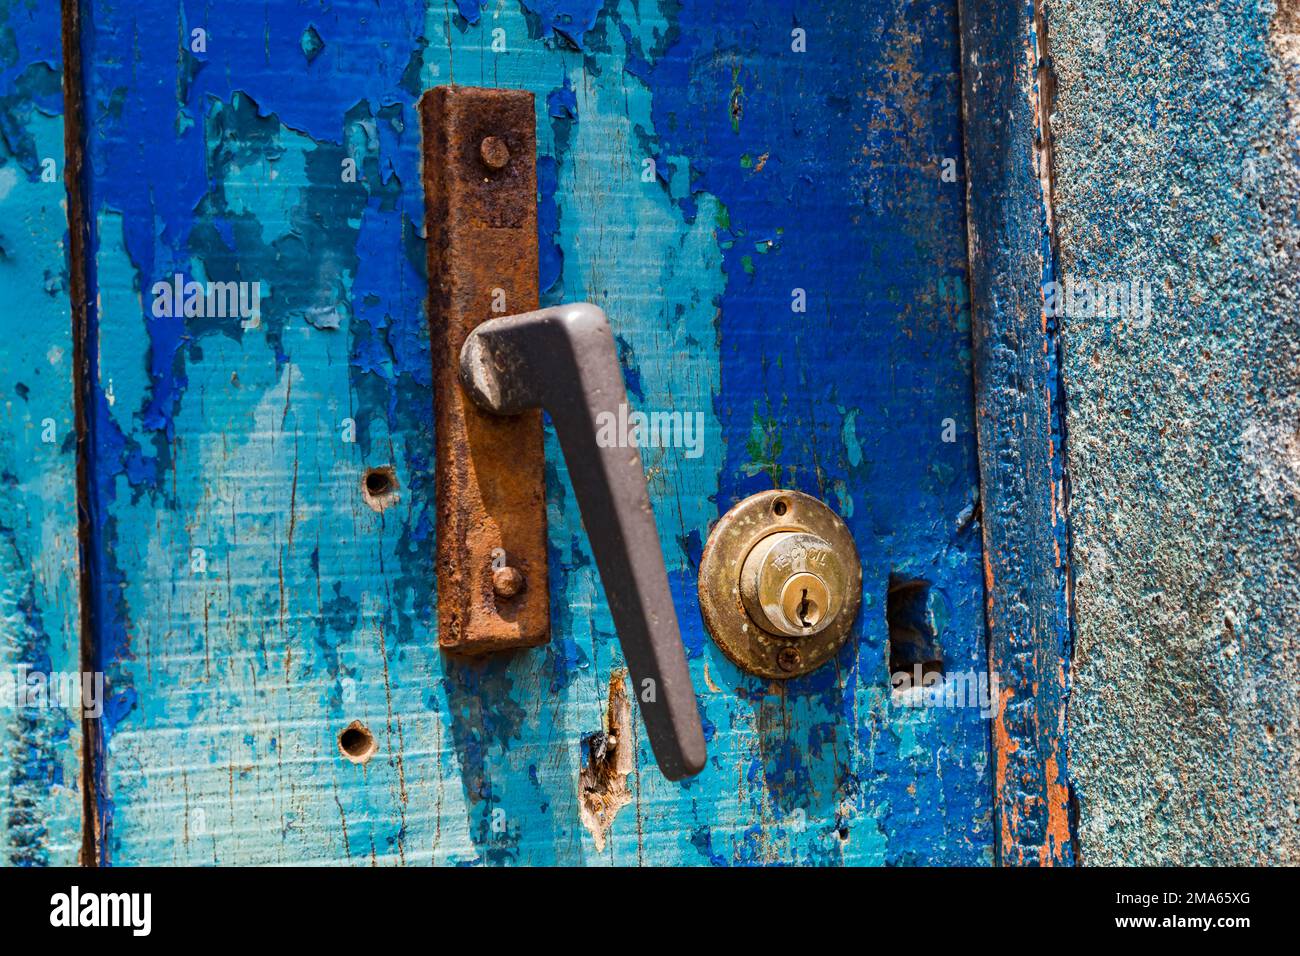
0,0,84,866
80,0,991,865
957,0,1076,864
648,0,992,864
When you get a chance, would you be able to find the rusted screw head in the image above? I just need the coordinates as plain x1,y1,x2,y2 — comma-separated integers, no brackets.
777,646,802,673
492,565,525,599
479,135,510,171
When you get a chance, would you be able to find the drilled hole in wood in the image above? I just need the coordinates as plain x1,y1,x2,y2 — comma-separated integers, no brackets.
887,575,944,682
338,721,377,764
361,467,399,513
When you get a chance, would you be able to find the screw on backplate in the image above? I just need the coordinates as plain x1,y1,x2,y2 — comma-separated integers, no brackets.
493,565,525,599
777,647,802,673
479,135,510,171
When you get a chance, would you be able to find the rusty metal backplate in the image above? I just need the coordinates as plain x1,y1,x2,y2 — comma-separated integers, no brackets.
421,86,548,655
699,490,862,679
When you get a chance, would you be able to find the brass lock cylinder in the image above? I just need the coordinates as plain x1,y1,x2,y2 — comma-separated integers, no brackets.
698,490,862,679
739,531,846,637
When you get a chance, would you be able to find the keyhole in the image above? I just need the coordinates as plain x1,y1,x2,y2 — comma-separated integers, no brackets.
775,571,830,634
797,588,816,627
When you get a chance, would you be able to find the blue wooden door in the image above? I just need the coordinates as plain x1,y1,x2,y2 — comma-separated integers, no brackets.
5,0,992,865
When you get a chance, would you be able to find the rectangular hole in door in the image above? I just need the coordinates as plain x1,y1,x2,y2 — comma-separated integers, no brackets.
887,575,944,683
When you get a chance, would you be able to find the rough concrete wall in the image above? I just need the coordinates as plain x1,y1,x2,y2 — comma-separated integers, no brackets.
1048,0,1300,863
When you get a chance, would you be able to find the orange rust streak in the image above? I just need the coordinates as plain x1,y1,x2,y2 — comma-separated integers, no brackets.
993,685,1018,862
1040,753,1071,866
982,550,995,616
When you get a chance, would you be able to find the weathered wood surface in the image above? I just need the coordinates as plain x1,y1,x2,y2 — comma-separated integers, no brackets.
957,0,1075,865
64,0,990,864
0,0,84,866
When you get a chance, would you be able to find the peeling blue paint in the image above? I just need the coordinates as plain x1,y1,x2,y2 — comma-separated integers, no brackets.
61,0,992,866
520,0,604,50
0,0,83,867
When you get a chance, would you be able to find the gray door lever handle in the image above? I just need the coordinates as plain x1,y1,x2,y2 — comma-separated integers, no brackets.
459,302,708,781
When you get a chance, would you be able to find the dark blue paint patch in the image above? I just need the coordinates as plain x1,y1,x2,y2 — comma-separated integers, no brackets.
536,156,563,298
618,22,653,83
689,825,729,866
454,0,485,26
519,0,604,50
613,334,643,401
315,582,360,678
545,532,593,693
546,77,577,120
669,567,704,660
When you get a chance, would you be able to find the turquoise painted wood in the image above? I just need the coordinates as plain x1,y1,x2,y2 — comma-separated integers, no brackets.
0,0,84,866
68,0,989,865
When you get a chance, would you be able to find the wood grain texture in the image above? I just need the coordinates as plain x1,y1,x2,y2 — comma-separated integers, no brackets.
0,0,84,866
957,0,1076,865
75,0,992,865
